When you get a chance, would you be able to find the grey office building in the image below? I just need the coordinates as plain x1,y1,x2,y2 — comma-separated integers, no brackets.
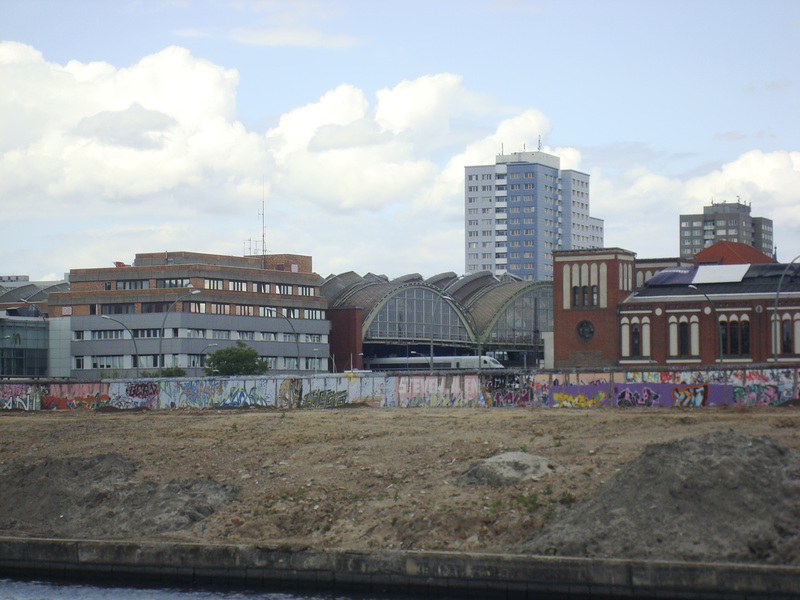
465,151,603,281
679,201,774,259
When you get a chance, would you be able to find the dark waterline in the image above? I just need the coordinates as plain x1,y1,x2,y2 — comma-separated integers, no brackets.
0,578,431,600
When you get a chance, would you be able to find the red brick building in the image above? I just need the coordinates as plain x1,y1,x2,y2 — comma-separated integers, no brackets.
554,243,798,368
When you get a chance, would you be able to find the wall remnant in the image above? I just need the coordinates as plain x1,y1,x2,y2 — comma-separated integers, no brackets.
1,366,797,411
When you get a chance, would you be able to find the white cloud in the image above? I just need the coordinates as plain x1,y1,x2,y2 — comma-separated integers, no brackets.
230,27,356,48
593,150,800,259
2,41,799,281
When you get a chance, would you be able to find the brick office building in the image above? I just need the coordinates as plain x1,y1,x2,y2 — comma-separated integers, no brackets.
554,243,798,368
47,251,330,378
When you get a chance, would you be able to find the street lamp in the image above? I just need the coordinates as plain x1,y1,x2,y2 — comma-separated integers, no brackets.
198,342,218,375
158,287,200,376
349,352,363,372
101,315,140,378
689,284,722,363
772,255,800,363
428,287,452,374
411,350,432,370
274,311,300,371
0,336,10,378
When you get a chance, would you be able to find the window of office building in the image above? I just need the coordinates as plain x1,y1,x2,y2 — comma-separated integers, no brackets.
117,280,149,290
100,303,135,315
157,278,191,288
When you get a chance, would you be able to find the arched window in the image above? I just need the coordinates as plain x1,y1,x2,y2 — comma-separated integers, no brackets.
621,318,630,357
631,322,641,358
679,321,690,357
781,318,792,355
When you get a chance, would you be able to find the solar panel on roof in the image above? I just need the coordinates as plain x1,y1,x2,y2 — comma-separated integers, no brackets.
692,264,750,284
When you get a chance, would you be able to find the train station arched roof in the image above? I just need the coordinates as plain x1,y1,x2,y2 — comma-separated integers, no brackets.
320,270,552,358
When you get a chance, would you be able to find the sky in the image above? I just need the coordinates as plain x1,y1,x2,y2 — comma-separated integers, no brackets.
1,0,799,282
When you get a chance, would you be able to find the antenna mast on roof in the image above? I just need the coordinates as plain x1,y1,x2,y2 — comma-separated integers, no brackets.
538,135,542,151
260,175,266,270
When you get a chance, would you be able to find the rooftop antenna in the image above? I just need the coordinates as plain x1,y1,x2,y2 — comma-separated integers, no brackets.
259,175,266,270
538,135,542,151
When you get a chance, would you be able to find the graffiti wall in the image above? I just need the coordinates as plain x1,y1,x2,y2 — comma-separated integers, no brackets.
0,366,797,411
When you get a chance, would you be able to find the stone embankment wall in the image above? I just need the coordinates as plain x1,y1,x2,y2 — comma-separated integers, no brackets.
1,538,799,599
1,366,798,411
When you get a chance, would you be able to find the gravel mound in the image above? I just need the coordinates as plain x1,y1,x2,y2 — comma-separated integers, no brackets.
462,451,561,486
527,431,800,565
0,454,238,539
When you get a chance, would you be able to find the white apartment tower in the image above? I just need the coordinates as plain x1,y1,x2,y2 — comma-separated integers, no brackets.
465,150,603,281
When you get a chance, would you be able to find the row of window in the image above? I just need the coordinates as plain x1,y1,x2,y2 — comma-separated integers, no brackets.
90,303,324,320
110,279,315,296
621,314,800,360
76,329,326,343
76,355,325,371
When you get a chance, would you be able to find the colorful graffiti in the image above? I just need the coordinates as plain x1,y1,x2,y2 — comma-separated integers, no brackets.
395,375,479,407
1,366,798,411
301,389,349,408
0,383,40,411
672,383,710,408
42,383,110,410
732,384,780,406
552,391,606,408
616,386,662,408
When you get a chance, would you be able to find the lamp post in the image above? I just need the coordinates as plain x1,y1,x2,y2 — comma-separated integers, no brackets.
772,254,800,363
274,311,300,371
0,335,10,377
428,287,452,374
101,315,140,378
411,350,432,370
158,287,200,376
198,342,218,375
689,284,722,363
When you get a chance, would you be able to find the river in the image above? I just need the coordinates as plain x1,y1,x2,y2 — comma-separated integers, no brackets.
0,578,428,600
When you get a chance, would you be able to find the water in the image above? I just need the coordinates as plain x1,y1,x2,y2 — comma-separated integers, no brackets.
0,579,423,600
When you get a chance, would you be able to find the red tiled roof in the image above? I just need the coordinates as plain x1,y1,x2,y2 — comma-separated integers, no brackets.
693,241,774,266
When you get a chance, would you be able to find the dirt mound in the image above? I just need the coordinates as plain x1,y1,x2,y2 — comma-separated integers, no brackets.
0,454,238,539
462,452,561,486
526,431,800,565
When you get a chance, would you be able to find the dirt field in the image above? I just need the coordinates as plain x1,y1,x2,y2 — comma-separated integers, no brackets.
0,406,798,565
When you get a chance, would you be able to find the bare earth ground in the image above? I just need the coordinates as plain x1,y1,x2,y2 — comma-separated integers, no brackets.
0,406,798,565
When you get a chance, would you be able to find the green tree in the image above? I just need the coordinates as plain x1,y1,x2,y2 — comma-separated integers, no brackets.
204,340,270,376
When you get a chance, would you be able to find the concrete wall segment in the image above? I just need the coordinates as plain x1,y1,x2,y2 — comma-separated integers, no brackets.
1,366,798,411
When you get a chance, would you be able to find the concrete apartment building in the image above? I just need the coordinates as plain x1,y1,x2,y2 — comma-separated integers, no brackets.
679,200,773,259
46,251,330,378
465,150,603,281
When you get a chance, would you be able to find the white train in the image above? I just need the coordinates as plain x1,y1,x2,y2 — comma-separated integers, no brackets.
363,355,504,371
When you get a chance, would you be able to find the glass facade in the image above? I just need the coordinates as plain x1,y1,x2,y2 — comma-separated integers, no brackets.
485,287,553,346
0,319,48,377
366,288,470,343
